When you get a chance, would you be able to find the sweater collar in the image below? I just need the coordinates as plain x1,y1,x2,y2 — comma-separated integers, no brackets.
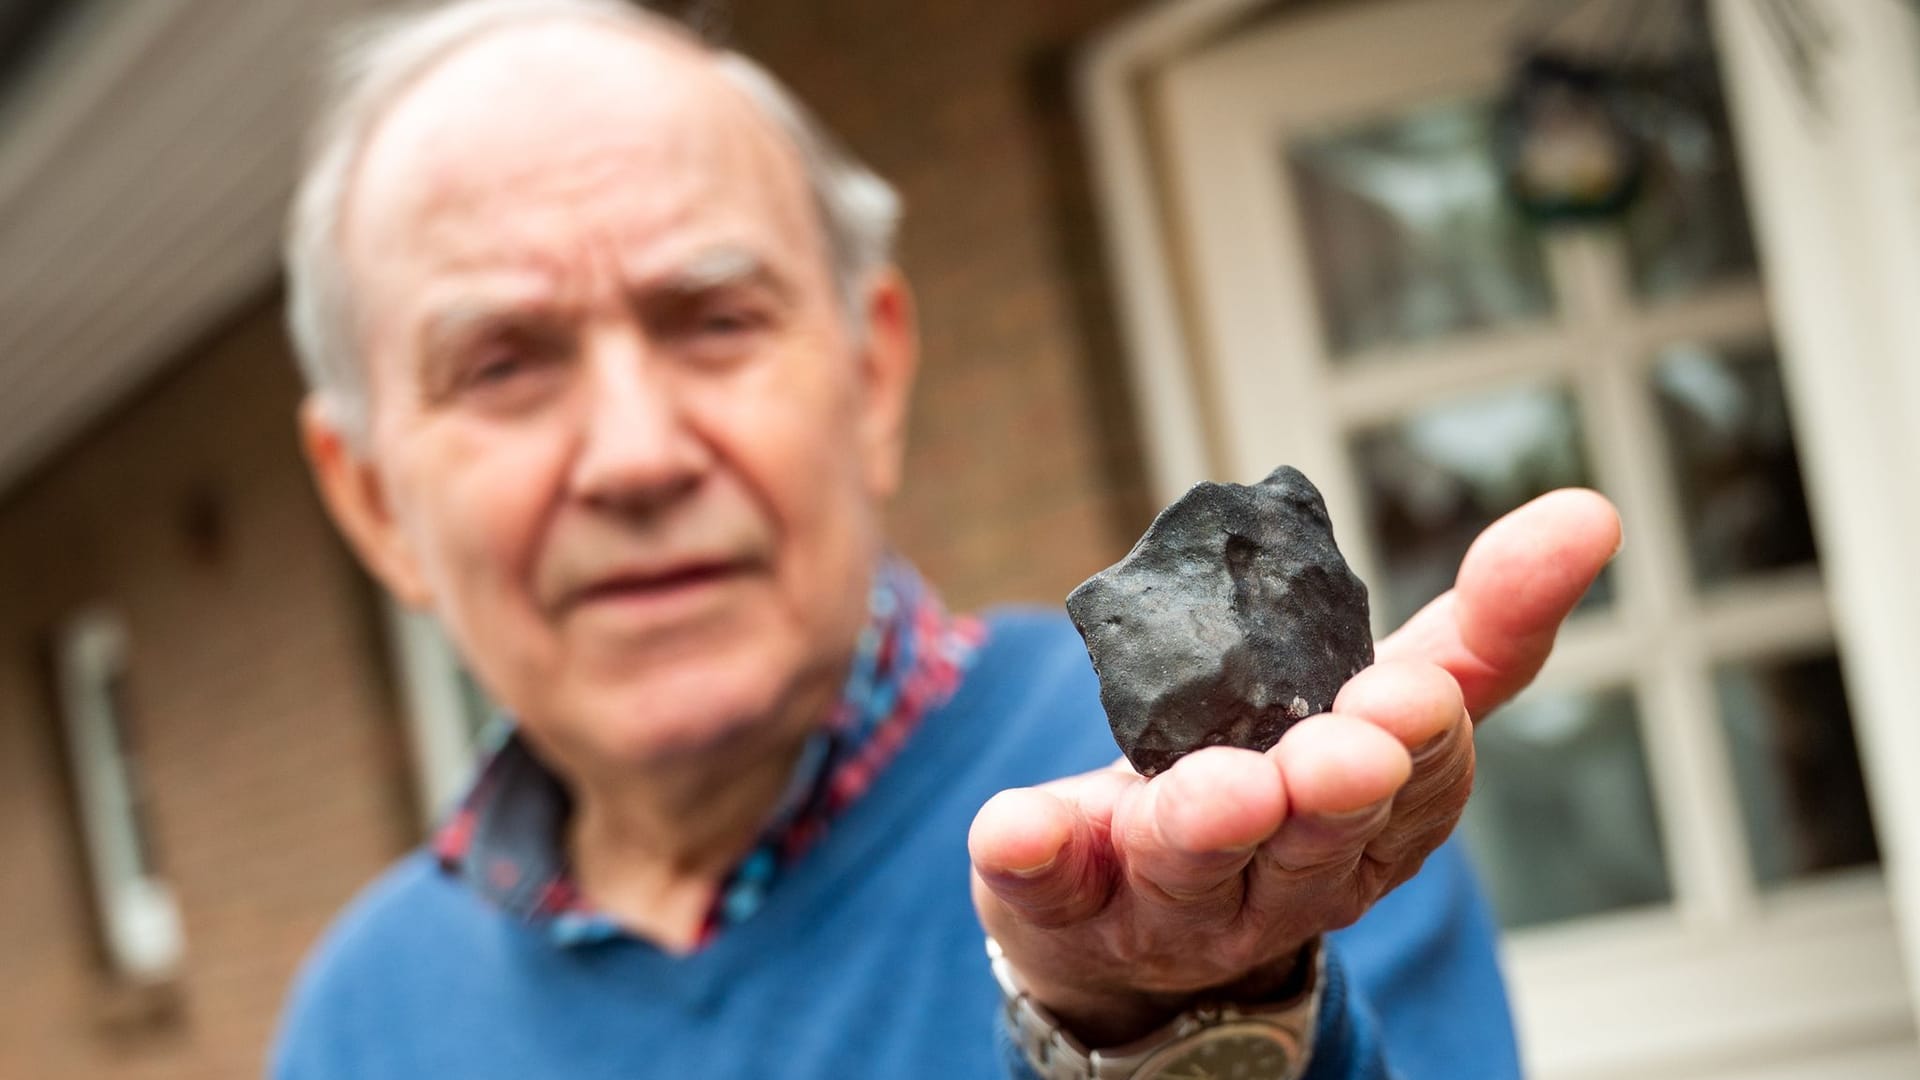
431,556,985,948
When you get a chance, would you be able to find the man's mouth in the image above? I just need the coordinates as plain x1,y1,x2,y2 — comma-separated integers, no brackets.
566,559,751,613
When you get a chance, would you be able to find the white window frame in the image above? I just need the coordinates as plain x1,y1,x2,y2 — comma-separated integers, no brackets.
1077,0,1920,1075
53,608,185,985
1713,0,1920,1032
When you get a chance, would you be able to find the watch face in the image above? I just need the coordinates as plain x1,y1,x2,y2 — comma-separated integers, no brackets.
1135,1021,1303,1080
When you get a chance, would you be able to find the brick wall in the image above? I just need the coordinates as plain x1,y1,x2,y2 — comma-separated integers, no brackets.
731,0,1157,607
0,2,1157,1074
0,304,419,1079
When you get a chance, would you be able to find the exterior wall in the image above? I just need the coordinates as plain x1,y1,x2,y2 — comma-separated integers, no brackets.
0,303,419,1079
733,0,1156,608
0,3,1157,1076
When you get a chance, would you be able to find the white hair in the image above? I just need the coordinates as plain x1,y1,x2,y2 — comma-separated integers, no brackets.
283,0,902,441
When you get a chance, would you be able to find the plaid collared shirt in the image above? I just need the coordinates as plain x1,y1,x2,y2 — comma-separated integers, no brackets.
432,558,985,949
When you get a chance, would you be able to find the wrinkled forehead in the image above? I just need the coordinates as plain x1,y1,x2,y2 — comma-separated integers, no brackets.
342,20,814,278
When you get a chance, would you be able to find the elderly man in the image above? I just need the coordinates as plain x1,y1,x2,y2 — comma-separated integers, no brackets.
273,1,1619,1077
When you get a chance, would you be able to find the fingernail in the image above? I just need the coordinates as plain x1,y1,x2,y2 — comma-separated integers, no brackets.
1408,731,1453,766
1005,851,1058,878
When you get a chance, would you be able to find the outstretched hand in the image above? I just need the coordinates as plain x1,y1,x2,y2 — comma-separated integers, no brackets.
969,488,1622,1046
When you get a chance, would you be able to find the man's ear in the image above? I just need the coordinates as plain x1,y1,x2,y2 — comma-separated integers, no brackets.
299,395,434,609
856,268,920,500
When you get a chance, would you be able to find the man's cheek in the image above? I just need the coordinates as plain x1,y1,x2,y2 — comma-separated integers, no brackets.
411,495,516,623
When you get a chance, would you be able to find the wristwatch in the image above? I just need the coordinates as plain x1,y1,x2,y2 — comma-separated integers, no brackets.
986,937,1323,1080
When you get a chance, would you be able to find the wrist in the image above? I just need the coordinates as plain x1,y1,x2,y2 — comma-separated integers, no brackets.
989,936,1324,1078
1016,942,1316,1048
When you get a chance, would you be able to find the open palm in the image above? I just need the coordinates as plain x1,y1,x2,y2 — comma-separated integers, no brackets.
969,489,1622,1045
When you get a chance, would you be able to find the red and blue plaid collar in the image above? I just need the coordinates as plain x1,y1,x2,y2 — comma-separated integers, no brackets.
432,557,984,949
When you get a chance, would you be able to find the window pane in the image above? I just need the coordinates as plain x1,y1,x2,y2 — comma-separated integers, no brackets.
104,669,163,878
1287,99,1556,358
1620,68,1760,300
1461,685,1671,928
1350,383,1610,627
1651,341,1818,586
1716,652,1878,887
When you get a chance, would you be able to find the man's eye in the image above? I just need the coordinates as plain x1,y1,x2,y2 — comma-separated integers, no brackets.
697,307,765,336
470,351,531,384
447,338,565,407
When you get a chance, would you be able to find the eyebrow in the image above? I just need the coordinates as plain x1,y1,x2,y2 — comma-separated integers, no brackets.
414,296,564,397
649,245,790,301
419,299,534,353
414,294,549,353
409,247,792,384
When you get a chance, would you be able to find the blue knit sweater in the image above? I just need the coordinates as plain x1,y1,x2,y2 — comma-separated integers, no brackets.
273,611,1520,1078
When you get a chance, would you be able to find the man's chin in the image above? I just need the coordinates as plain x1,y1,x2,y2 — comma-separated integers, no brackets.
530,615,852,772
557,668,803,768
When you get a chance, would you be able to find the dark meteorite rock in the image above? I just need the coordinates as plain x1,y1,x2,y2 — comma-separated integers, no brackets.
1066,466,1373,777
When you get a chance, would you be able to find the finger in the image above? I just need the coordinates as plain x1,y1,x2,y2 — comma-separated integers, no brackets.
1371,709,1474,869
970,787,1115,928
1339,666,1475,864
1112,746,1286,903
1377,488,1621,718
1344,661,1474,853
1331,661,1473,843
1332,660,1466,754
1033,763,1137,836
1262,714,1411,871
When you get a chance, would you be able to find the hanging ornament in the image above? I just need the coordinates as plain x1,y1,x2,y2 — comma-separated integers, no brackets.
1495,50,1645,223
1497,0,1836,224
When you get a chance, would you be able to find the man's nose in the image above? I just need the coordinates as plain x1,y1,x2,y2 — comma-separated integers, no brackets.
568,330,709,513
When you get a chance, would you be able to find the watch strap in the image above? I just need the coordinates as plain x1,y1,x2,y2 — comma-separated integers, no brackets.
987,937,1324,1080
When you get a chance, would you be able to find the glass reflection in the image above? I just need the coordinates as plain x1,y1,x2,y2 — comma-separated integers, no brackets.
1652,342,1817,587
1351,383,1608,627
1461,685,1672,929
1287,100,1556,358
1716,653,1877,886
1619,70,1759,300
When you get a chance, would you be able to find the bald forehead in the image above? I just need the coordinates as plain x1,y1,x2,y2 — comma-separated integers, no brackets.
343,19,810,270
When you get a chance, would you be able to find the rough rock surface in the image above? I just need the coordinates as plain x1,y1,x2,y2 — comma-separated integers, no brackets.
1066,466,1374,777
